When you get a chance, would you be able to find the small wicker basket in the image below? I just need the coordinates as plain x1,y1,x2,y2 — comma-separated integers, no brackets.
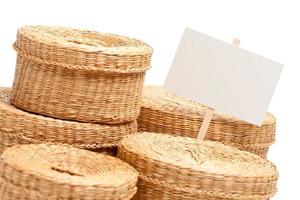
138,86,276,158
0,87,137,153
118,132,278,200
11,25,153,124
0,144,138,200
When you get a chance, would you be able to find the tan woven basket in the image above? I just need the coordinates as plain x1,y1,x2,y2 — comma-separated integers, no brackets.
138,86,276,158
11,25,153,124
0,144,138,200
0,87,137,154
118,132,278,200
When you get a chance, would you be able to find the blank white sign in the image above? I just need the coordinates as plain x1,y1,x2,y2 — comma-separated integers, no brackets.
164,28,283,126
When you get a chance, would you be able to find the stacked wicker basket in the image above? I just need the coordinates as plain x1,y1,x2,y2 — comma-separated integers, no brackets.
118,132,278,199
0,25,153,154
0,25,279,200
0,25,152,199
0,87,136,156
138,86,276,158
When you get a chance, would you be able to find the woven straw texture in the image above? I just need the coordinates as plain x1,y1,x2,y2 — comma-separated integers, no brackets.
118,132,278,200
138,86,276,158
0,87,137,154
0,144,138,200
11,25,153,124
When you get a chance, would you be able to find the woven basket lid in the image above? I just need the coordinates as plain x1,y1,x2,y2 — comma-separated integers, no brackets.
118,132,278,199
0,87,137,150
120,132,277,177
15,25,153,73
0,144,138,199
142,86,275,125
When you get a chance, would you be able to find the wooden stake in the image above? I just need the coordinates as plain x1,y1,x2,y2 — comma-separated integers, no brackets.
197,38,241,140
197,107,215,140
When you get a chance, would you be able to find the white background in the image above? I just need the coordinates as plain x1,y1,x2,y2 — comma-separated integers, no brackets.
0,0,298,199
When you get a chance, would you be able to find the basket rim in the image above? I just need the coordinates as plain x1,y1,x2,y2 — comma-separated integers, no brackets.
17,25,153,56
141,86,276,125
119,132,278,179
137,174,277,200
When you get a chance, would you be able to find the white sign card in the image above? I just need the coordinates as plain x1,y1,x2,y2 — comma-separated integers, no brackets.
164,28,283,126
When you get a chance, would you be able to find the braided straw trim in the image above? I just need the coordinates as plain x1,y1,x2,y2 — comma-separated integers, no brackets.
13,43,151,74
0,180,137,200
16,25,153,73
118,132,278,199
0,144,138,200
138,86,276,156
137,174,275,200
0,87,137,153
0,131,118,153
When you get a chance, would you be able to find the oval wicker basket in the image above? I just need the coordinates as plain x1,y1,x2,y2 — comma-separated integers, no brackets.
0,87,137,154
138,86,276,158
0,144,138,200
118,132,278,200
11,25,153,124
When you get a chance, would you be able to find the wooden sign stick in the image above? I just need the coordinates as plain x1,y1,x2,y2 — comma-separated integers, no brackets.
197,107,215,140
197,38,240,140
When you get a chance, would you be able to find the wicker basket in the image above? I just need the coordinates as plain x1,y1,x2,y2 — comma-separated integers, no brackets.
138,86,276,158
11,25,153,124
0,144,138,200
118,132,278,200
0,87,137,154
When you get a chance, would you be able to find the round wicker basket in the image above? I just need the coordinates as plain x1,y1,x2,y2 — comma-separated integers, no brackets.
0,144,138,200
138,86,276,158
0,87,137,154
118,132,278,200
11,25,153,124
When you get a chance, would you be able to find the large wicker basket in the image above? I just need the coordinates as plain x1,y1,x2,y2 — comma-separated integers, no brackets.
118,132,278,200
0,87,137,154
138,86,276,158
11,25,153,124
0,144,138,199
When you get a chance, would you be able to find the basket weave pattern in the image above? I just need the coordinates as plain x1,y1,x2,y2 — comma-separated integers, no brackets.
0,144,138,200
118,132,278,200
0,87,137,154
138,86,276,158
11,26,153,124
0,25,280,200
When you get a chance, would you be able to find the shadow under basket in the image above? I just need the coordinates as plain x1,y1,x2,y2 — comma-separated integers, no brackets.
11,25,153,124
88,147,118,157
